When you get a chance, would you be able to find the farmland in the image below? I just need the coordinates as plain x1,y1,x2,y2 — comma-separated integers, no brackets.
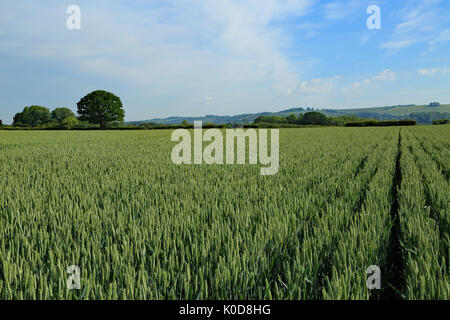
339,104,450,117
0,126,448,300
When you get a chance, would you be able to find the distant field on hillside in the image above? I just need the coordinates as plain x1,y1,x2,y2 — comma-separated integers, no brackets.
340,104,450,116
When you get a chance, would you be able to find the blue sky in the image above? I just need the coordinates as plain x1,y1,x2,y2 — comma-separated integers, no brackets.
0,0,449,123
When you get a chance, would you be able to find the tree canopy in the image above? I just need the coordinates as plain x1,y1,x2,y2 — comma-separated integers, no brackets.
77,90,125,127
13,106,51,127
255,112,331,126
51,108,75,123
300,112,329,125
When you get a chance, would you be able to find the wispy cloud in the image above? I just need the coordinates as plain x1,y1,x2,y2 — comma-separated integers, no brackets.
299,76,343,95
427,29,450,51
381,0,450,53
345,69,397,92
372,69,397,81
417,67,450,75
381,40,418,50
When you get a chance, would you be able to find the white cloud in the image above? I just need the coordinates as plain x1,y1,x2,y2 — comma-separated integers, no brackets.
298,76,343,95
358,78,372,87
345,69,397,92
417,67,450,76
381,40,418,50
372,69,397,82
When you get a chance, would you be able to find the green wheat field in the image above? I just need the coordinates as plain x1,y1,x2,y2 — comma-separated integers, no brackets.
0,126,448,300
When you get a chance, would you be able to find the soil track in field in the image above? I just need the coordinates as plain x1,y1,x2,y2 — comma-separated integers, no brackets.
381,129,405,300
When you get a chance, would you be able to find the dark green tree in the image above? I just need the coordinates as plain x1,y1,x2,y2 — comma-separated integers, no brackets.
181,120,190,126
286,114,298,124
13,106,51,127
298,112,329,125
254,115,287,124
77,90,125,127
51,108,75,124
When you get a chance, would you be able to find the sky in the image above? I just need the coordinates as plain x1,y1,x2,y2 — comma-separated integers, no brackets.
0,0,450,123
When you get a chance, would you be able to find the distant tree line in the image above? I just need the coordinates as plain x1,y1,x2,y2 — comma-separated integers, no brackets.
255,112,329,125
345,119,416,127
432,119,449,125
253,112,362,127
249,112,418,128
251,112,376,127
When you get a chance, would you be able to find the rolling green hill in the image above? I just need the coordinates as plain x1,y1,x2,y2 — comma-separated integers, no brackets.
129,104,450,125
340,104,450,116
